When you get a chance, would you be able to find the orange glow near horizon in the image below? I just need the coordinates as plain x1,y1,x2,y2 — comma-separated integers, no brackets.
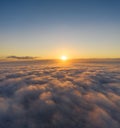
60,55,68,61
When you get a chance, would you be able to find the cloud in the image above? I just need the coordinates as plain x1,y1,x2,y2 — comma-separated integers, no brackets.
0,60,120,128
7,56,37,60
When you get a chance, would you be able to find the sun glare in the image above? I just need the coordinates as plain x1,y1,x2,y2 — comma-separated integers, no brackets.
61,56,67,61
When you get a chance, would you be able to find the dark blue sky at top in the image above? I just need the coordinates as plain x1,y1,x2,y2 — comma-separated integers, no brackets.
0,0,120,58
0,0,120,30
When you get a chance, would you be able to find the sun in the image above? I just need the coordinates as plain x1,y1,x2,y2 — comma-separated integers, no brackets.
61,55,68,61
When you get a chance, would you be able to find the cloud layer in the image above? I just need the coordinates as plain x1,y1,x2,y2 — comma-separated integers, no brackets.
7,56,37,60
0,60,120,128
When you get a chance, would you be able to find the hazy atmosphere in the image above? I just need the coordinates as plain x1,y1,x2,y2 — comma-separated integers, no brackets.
0,0,120,59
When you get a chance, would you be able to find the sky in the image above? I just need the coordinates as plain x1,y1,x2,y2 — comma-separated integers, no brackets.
0,0,120,59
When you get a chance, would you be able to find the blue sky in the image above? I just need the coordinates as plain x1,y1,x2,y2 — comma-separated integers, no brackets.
0,0,120,58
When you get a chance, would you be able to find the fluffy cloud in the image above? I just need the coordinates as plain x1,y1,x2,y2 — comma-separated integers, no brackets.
0,60,120,128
